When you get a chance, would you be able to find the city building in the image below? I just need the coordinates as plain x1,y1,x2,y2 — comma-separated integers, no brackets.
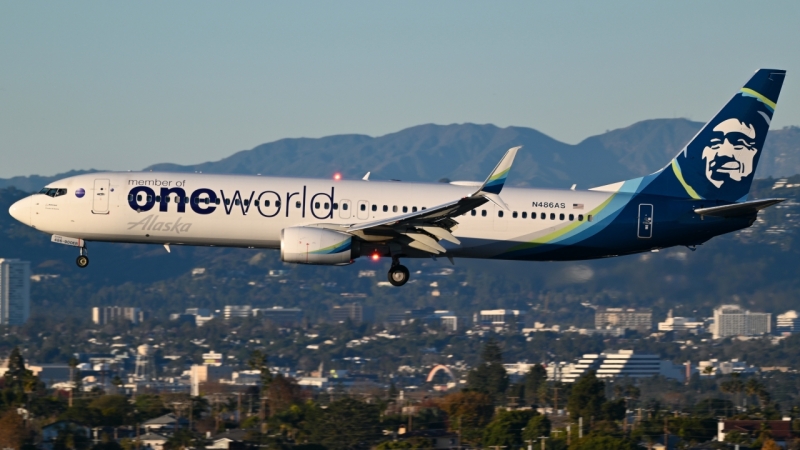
92,306,143,325
476,309,524,328
561,350,685,383
595,307,652,332
0,258,30,326
224,305,252,320
717,419,794,444
697,358,757,376
657,310,705,333
331,302,374,323
387,307,435,324
776,310,800,334
190,351,233,396
712,305,771,339
254,306,303,325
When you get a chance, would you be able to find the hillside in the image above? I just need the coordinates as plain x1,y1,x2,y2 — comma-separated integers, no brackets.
4,120,800,191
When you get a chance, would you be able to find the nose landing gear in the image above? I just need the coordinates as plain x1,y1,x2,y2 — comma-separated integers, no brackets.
76,246,89,268
388,258,409,287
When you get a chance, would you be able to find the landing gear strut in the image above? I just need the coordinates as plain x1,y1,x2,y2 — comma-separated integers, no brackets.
388,258,409,287
76,246,89,268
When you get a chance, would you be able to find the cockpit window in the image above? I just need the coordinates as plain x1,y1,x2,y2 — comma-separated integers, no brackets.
38,187,67,197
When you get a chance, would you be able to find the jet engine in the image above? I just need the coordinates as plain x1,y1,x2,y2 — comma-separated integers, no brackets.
280,227,359,265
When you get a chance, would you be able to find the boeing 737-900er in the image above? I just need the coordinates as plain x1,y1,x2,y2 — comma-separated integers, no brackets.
7,69,788,286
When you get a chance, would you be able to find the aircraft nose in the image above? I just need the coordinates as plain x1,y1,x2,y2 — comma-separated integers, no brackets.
8,196,32,226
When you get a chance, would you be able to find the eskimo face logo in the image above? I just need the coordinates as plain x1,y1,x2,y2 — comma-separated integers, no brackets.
75,188,85,198
701,118,759,188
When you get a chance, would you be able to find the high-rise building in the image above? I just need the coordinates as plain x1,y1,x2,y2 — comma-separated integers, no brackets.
595,307,652,332
713,305,771,339
254,306,303,325
331,303,374,323
0,259,31,326
561,350,685,383
92,306,143,325
776,311,800,334
224,305,252,320
657,309,705,332
477,309,524,327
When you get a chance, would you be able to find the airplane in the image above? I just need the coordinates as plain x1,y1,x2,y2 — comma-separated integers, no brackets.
8,69,787,287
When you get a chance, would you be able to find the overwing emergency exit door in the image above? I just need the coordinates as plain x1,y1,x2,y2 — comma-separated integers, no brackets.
92,179,110,214
637,204,653,238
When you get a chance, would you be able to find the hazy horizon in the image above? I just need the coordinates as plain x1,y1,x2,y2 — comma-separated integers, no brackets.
2,1,799,178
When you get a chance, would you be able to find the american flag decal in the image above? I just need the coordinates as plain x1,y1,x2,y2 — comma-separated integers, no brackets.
573,203,584,210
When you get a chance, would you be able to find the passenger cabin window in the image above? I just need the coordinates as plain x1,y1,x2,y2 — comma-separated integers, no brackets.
550,213,555,220
512,212,518,218
402,206,408,213
342,203,348,210
540,212,545,219
360,204,366,211
481,210,487,217
383,205,388,212
569,214,574,221
333,203,338,210
324,203,329,209
559,213,565,220
522,212,527,219
295,201,301,208
498,211,504,218
393,206,398,212
235,199,241,206
578,214,584,221
314,202,320,209
412,207,418,212
372,204,377,212
225,199,231,205
588,215,593,222
471,210,476,216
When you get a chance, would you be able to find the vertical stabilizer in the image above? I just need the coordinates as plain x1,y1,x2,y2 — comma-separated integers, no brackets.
648,69,785,202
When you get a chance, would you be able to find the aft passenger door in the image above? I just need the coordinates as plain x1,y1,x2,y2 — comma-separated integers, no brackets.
339,199,352,219
92,179,110,214
356,200,370,220
637,204,653,238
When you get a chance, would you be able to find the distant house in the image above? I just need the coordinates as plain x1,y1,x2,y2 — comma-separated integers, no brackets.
208,429,250,450
718,419,795,445
396,429,460,449
138,432,168,450
40,420,91,450
142,413,189,432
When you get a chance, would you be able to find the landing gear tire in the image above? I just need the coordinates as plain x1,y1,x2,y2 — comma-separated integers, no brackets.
76,255,89,268
388,265,410,287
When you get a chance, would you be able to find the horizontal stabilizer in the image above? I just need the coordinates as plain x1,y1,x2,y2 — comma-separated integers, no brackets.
694,198,785,218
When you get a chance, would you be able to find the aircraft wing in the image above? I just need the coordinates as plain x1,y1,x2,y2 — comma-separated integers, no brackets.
331,146,520,254
694,198,785,218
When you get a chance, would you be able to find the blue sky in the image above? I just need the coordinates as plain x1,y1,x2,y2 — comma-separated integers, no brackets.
1,1,799,178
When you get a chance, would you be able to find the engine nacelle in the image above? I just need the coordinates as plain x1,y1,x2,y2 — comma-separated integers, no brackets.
280,227,358,265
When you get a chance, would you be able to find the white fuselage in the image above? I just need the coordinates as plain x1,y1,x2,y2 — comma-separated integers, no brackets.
14,172,618,259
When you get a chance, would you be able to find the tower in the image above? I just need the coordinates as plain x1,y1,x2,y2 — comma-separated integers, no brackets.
134,344,155,380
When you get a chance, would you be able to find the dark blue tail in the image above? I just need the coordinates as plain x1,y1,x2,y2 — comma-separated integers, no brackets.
648,69,786,202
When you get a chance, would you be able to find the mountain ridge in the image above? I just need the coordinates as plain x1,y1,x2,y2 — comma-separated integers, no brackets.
3,120,800,192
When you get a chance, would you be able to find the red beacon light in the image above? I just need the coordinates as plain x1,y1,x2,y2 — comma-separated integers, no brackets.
333,173,342,181
371,253,380,261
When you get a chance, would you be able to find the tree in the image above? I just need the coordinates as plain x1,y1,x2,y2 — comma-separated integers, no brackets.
307,398,382,450
89,395,135,427
566,371,605,421
568,435,638,450
761,438,781,450
482,409,538,449
268,374,305,417
466,339,509,403
524,364,547,406
438,391,495,445
521,414,551,442
0,409,26,450
248,350,273,389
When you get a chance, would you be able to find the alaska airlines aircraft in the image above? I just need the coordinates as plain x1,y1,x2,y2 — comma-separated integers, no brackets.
7,69,787,286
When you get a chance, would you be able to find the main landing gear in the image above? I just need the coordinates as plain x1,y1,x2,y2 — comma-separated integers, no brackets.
388,258,410,287
76,246,89,268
